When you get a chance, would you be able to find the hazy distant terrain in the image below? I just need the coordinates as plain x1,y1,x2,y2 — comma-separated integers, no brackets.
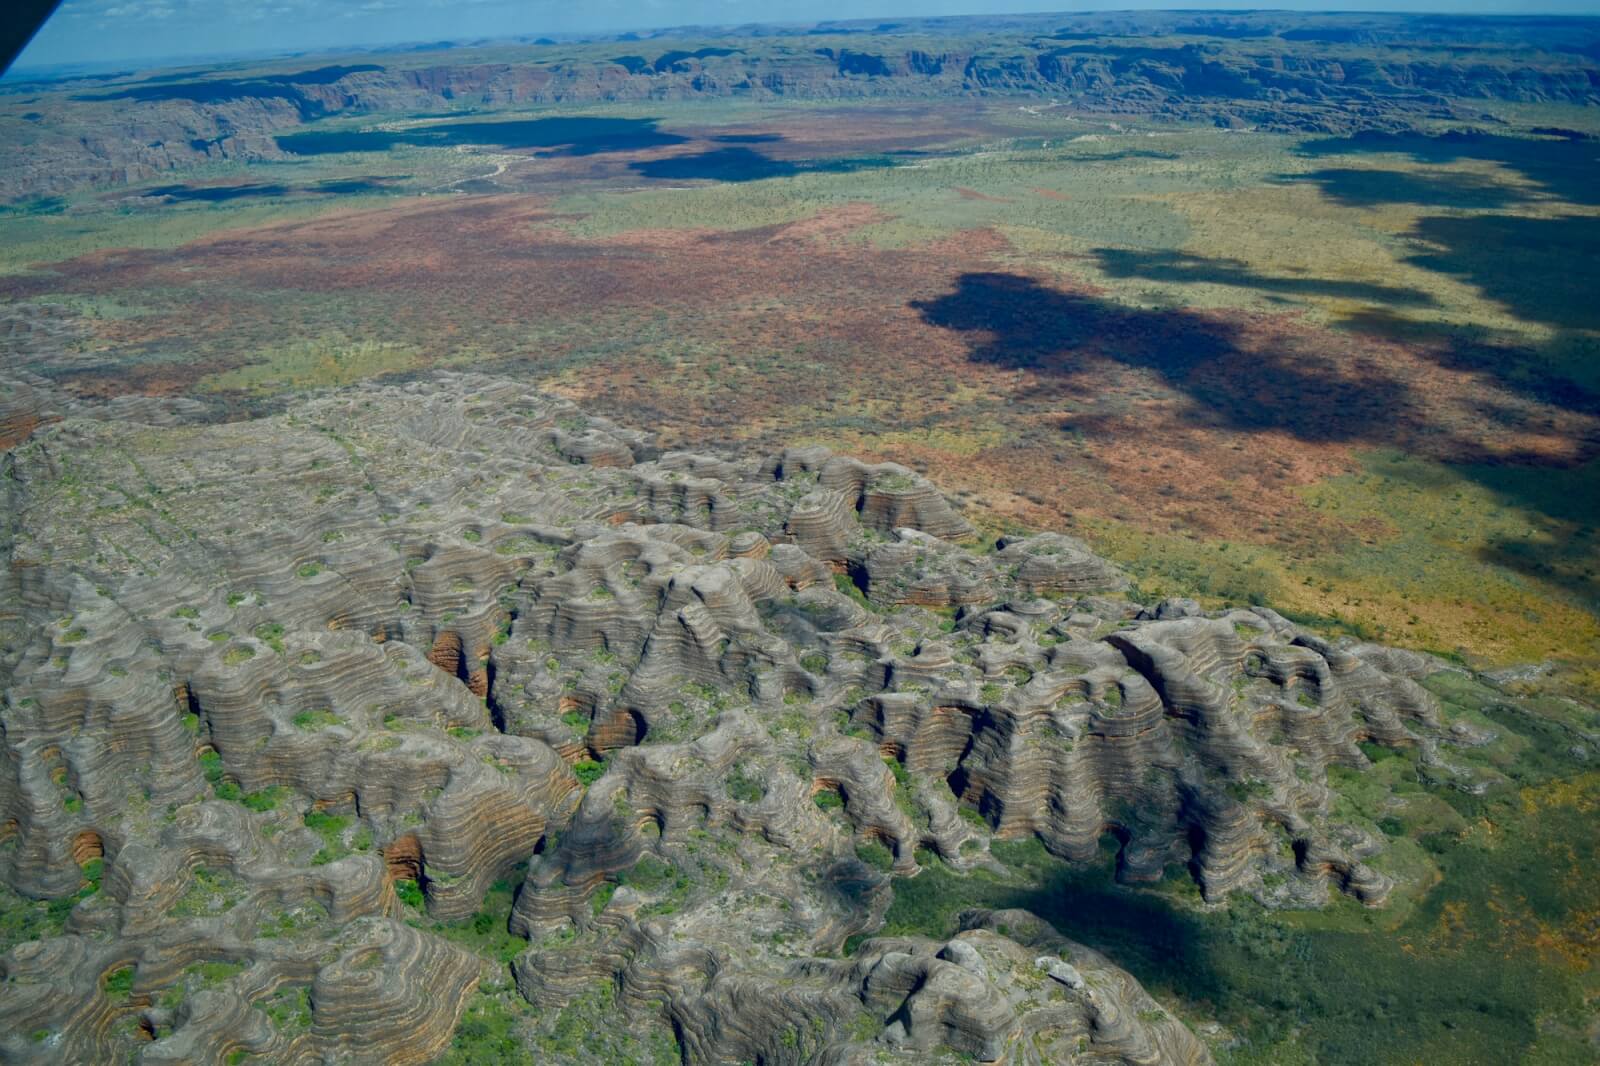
5,9,1599,200
1,10,1597,1066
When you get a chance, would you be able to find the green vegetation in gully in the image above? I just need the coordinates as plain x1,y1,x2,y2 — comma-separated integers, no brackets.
875,672,1598,1066
0,857,102,953
425,864,680,1064
438,979,679,1066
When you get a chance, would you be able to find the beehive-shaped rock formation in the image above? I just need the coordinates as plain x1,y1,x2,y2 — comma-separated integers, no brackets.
0,373,1489,1063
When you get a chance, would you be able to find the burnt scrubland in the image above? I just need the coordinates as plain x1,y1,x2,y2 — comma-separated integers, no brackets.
1,10,1598,1066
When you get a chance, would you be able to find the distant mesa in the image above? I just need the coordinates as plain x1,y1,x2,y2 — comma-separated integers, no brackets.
79,64,385,107
8,12,1599,202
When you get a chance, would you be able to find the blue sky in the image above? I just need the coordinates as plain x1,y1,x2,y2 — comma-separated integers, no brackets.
15,0,1600,72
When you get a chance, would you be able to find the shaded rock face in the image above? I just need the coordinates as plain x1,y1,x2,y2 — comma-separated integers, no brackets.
0,372,1477,1062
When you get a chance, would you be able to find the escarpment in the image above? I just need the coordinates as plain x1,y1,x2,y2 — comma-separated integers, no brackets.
4,11,1597,200
0,372,1502,1063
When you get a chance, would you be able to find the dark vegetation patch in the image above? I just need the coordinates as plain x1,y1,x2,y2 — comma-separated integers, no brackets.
314,177,407,194
912,270,1416,443
1277,26,1377,43
276,115,689,157
814,48,895,77
1461,457,1600,605
1297,131,1600,207
82,81,313,106
652,47,739,73
1094,247,1437,307
1329,309,1599,423
140,176,403,203
629,147,897,183
79,66,384,113
256,64,385,85
914,268,1600,584
1287,167,1529,210
136,63,384,89
0,196,65,215
143,183,291,203
915,264,1599,475
1068,149,1182,162
1404,214,1600,332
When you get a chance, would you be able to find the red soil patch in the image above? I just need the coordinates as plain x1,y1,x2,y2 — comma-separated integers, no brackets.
0,413,46,449
956,186,1013,203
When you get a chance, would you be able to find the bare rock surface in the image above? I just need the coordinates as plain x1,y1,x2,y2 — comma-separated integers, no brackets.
0,372,1487,1063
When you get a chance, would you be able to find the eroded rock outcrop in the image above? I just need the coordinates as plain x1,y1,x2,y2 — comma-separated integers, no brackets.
0,372,1494,1062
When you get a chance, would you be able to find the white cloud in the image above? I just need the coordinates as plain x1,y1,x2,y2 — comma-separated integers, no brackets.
100,0,177,19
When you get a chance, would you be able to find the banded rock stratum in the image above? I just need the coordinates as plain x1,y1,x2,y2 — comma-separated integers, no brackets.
0,373,1482,1063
